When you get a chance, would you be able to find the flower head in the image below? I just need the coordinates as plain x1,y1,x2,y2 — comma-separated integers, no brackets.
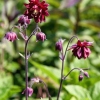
24,0,49,23
55,39,64,51
4,32,17,42
18,15,30,25
70,40,93,59
22,87,33,97
36,32,46,41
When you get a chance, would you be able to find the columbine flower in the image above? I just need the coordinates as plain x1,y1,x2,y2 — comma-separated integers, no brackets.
18,15,30,26
36,32,46,41
70,40,93,59
24,0,49,23
22,87,33,97
55,39,64,51
4,32,17,42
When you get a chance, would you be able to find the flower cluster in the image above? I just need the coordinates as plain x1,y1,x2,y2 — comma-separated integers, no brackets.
24,0,49,23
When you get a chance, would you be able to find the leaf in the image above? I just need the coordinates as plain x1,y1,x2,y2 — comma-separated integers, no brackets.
0,71,13,100
29,60,59,84
90,81,100,100
64,85,92,100
79,21,100,32
4,62,20,72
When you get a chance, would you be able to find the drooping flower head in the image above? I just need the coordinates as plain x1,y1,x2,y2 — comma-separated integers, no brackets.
55,39,64,51
36,32,46,41
18,15,30,26
70,40,93,59
22,87,33,97
24,0,49,23
4,32,17,42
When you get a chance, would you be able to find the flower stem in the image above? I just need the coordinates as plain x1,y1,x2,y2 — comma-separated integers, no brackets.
40,80,52,100
57,36,78,100
24,24,38,100
63,68,90,80
57,59,64,100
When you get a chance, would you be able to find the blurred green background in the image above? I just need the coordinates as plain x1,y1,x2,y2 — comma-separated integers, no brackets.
0,0,100,100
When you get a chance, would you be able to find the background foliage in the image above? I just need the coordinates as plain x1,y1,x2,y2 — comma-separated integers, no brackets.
0,0,100,100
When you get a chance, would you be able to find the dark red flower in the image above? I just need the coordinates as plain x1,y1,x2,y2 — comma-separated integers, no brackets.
70,40,93,59
24,0,49,23
4,32,17,42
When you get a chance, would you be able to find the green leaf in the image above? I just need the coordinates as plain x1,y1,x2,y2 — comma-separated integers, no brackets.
29,60,59,84
64,85,92,100
90,81,100,100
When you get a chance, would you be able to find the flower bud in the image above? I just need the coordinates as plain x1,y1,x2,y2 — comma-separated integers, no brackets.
36,32,46,41
79,75,84,81
55,39,63,51
4,32,17,42
22,87,33,97
84,71,89,78
18,15,30,26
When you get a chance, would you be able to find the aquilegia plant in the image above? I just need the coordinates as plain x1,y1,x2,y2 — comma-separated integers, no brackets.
4,0,93,100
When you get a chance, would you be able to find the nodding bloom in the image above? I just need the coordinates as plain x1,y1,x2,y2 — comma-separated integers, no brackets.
22,87,33,97
70,40,93,59
36,32,46,41
24,0,49,23
18,15,30,25
55,39,63,51
4,32,17,42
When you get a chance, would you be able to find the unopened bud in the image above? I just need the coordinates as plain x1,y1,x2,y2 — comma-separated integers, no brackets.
79,75,84,81
36,32,46,41
55,39,63,51
84,71,89,78
18,15,30,26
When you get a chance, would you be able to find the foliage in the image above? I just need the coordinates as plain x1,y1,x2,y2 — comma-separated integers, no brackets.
0,0,100,99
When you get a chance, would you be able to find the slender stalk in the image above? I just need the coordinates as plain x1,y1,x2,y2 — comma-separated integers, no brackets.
40,80,52,100
64,35,78,59
57,59,64,100
63,68,90,80
24,24,38,100
57,36,78,100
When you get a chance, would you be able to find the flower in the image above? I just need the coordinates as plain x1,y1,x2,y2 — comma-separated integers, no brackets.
70,40,93,59
22,87,33,97
36,32,46,41
24,0,49,23
18,15,30,25
4,32,17,42
55,39,63,51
